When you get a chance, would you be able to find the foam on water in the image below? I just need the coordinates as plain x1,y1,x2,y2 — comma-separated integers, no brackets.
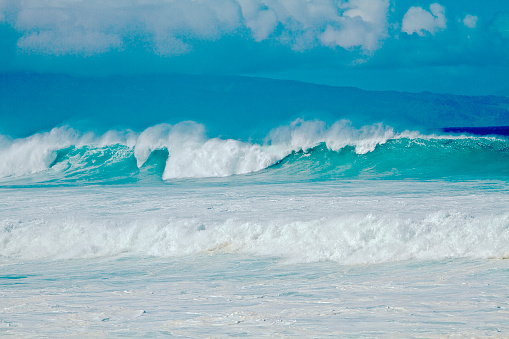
0,126,137,179
2,181,508,264
0,119,508,183
1,119,508,337
2,210,508,264
2,74,509,337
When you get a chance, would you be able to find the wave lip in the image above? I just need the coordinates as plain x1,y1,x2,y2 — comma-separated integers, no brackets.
0,120,399,181
0,120,508,183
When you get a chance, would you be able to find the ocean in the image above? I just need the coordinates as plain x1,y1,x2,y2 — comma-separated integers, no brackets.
1,74,509,337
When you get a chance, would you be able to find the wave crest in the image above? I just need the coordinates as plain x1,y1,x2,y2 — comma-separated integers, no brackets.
0,119,507,182
267,119,397,154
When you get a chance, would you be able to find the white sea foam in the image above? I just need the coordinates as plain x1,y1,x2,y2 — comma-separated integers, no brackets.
2,176,509,337
162,138,278,178
266,119,400,155
0,126,138,178
133,121,279,178
2,211,508,264
134,123,173,167
0,120,504,180
0,127,81,178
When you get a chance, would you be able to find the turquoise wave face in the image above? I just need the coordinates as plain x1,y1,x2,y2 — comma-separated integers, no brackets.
49,145,139,183
46,146,170,184
267,137,509,181
2,135,508,185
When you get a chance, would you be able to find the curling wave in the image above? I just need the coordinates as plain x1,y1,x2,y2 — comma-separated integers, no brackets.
0,119,508,184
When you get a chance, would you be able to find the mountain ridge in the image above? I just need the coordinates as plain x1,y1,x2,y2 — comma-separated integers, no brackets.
1,72,508,139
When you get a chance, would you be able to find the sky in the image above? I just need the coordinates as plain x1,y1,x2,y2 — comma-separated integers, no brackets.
0,0,508,95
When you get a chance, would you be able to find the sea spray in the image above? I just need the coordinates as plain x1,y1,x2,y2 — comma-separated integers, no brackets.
2,199,509,263
1,119,508,183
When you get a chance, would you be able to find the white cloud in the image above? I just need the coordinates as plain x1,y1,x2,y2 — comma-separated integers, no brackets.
2,0,390,56
12,0,244,56
238,0,391,51
17,30,123,56
320,0,389,51
0,0,13,23
401,3,447,36
0,1,4,22
237,1,279,41
463,14,477,28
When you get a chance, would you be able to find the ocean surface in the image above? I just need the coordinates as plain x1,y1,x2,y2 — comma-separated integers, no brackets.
1,74,509,337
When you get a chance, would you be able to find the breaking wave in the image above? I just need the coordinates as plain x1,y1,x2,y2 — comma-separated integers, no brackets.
0,119,508,184
1,211,508,264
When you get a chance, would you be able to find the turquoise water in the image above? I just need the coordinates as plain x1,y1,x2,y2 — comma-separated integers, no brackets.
1,123,508,185
1,74,509,336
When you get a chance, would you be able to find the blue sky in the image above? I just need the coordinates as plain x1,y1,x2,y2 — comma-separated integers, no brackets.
1,0,508,95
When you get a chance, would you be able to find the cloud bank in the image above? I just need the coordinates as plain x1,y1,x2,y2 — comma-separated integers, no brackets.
401,3,446,36
1,0,390,56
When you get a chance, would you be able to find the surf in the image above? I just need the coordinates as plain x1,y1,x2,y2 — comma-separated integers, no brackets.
2,183,508,264
0,119,508,184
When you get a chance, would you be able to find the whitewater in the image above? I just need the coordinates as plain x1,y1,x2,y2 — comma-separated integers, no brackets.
1,119,508,183
1,68,509,337
1,114,509,337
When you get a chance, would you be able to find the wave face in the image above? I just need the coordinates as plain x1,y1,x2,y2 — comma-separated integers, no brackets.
0,120,508,184
270,137,509,180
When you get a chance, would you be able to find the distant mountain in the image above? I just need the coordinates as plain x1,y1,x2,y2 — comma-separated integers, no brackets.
1,73,509,139
493,89,509,98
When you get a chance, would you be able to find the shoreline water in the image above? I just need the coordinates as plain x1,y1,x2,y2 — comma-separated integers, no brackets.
2,254,508,337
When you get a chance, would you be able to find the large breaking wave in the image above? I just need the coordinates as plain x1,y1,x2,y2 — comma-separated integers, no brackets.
0,119,508,184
